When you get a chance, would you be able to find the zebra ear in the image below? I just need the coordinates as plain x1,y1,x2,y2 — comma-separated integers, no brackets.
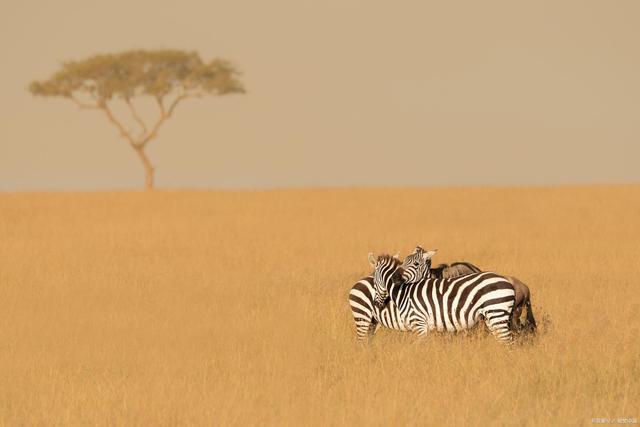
368,252,376,267
422,249,437,260
393,252,400,260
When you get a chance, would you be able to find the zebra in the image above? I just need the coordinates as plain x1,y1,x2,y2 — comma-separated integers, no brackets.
370,254,517,344
348,246,535,340
400,246,437,283
348,247,437,341
430,261,536,333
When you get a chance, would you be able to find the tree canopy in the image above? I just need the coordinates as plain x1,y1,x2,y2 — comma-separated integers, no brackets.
29,49,244,104
29,49,245,190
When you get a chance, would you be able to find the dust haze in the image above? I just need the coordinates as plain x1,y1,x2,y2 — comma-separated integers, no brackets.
2,0,640,190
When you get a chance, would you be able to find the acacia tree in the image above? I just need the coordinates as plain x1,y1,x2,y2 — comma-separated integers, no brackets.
29,49,245,190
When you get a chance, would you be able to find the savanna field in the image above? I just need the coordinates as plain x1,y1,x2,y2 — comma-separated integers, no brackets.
0,186,638,426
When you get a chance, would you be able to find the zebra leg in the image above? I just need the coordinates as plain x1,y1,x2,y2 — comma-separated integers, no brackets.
367,318,379,340
409,318,429,340
416,325,429,339
483,310,514,345
352,312,374,341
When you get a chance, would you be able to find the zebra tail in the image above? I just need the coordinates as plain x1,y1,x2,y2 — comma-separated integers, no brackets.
508,301,515,333
525,299,537,334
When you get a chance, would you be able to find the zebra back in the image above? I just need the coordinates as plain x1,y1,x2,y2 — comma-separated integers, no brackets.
382,267,517,344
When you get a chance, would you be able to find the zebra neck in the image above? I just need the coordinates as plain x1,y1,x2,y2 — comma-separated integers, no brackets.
389,282,411,313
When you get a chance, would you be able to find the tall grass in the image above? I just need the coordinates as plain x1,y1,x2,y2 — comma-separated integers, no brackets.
0,187,638,425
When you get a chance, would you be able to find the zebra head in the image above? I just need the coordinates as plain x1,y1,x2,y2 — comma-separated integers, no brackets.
368,253,403,308
401,246,438,283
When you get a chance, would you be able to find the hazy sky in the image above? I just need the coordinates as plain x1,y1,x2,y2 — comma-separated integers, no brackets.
1,0,639,190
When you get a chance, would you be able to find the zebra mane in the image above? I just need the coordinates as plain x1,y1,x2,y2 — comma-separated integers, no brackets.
374,254,404,285
376,254,402,266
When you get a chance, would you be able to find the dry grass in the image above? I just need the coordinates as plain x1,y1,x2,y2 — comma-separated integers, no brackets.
0,186,638,426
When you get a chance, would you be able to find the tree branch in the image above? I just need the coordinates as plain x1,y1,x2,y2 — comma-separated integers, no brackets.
155,96,167,117
124,98,148,139
140,109,168,148
166,93,191,117
70,95,100,109
100,102,137,146
137,93,193,147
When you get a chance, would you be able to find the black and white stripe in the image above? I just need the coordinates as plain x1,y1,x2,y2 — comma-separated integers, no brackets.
348,247,435,341
371,254,516,344
349,276,410,340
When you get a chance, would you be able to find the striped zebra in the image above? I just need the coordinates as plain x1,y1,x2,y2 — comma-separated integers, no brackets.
431,261,537,333
370,254,516,344
348,246,436,341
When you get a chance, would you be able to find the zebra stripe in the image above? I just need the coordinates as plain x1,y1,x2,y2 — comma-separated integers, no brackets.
349,277,411,340
348,246,435,340
372,254,516,344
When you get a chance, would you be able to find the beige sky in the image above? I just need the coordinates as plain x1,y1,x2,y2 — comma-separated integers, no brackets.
1,0,639,190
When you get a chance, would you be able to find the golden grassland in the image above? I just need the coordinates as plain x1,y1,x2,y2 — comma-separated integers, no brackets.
0,186,638,426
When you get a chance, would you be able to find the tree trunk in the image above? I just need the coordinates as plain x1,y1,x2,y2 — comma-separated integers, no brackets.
133,146,154,190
